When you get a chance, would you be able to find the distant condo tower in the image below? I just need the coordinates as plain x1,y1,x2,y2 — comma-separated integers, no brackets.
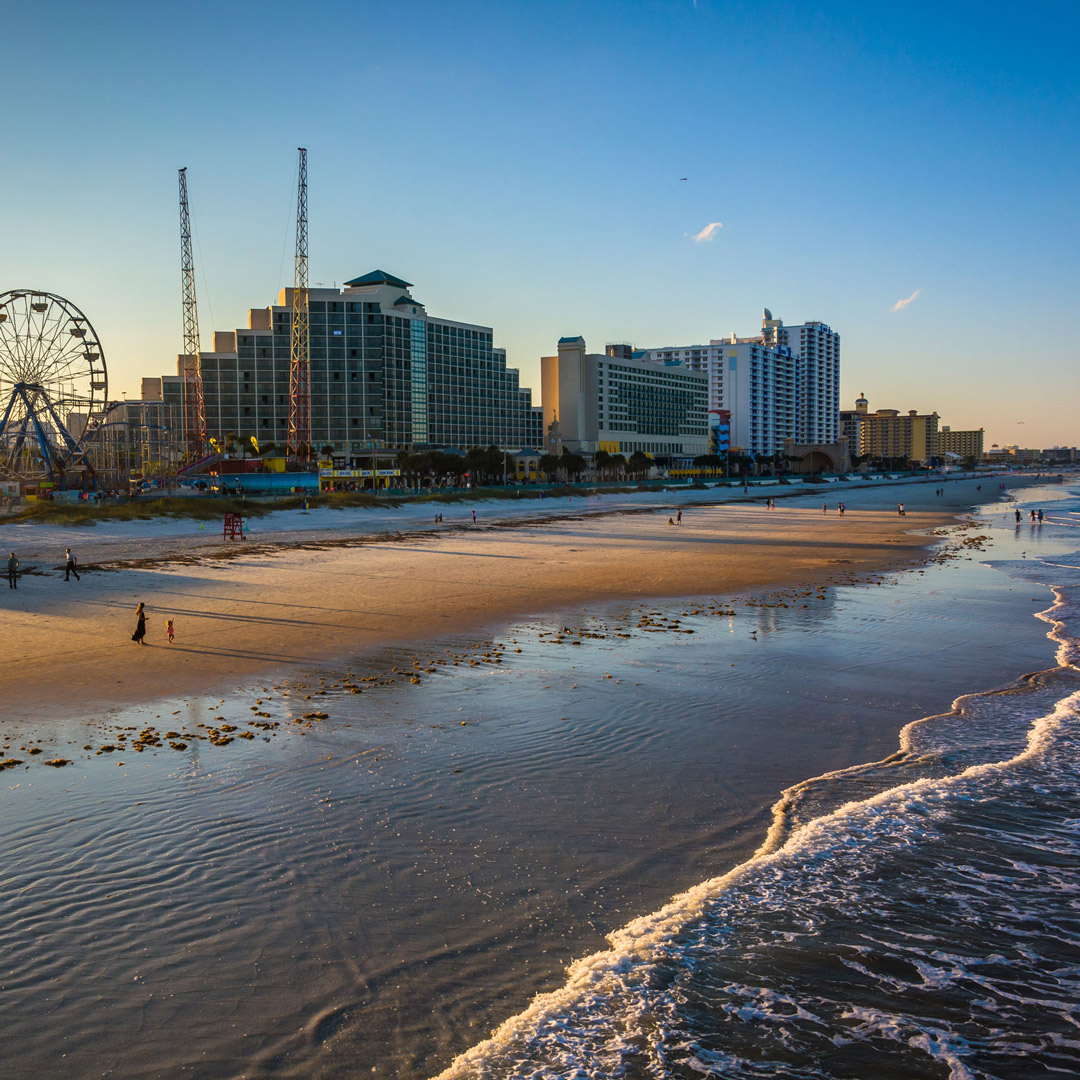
641,310,840,455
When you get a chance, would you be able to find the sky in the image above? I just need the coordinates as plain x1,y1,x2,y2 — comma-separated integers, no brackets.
2,0,1078,448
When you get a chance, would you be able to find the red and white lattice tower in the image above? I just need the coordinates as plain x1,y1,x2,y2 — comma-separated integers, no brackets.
178,167,206,460
287,148,310,461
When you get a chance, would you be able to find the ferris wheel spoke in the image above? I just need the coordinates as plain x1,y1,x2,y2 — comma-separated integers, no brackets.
0,300,30,379
38,336,88,387
30,303,67,380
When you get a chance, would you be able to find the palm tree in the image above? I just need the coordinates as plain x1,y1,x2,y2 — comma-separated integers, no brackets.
594,449,611,481
539,453,562,482
561,452,586,481
628,451,651,479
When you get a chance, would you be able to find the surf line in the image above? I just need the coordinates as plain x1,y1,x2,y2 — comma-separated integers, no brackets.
433,596,1080,1079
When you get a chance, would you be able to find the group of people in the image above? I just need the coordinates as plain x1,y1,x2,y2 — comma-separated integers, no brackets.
3,547,175,647
1015,508,1045,524
130,603,174,645
822,502,847,515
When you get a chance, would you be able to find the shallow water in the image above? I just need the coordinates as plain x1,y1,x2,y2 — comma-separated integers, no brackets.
0,486,1071,1079
434,483,1080,1080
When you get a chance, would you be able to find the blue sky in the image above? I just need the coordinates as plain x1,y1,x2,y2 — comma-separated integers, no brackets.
3,0,1077,446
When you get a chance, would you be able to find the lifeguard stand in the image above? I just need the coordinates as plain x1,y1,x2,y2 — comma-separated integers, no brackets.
223,512,244,540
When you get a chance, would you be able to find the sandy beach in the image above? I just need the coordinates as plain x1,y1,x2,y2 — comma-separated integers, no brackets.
0,477,1009,721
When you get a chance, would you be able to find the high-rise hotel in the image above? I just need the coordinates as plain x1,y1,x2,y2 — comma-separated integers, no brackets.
145,271,543,453
642,310,840,455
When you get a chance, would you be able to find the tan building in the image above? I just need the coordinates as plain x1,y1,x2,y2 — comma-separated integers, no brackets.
859,406,939,465
939,426,984,462
541,337,708,459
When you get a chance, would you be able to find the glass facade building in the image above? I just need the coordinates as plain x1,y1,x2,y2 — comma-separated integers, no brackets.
160,271,543,453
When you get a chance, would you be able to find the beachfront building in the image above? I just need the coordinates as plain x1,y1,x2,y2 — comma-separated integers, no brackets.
540,337,708,460
939,425,985,463
858,405,940,465
985,445,1043,465
154,271,542,454
839,392,871,454
643,337,795,455
641,309,839,455
709,409,731,456
761,311,840,443
1042,446,1078,464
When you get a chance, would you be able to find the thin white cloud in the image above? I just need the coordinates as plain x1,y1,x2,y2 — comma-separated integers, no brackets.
693,221,723,243
891,288,921,312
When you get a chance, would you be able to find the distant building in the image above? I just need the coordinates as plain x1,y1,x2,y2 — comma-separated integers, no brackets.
760,311,840,444
839,392,870,455
643,338,795,454
641,309,839,455
985,445,1043,465
154,271,542,454
708,409,731,456
939,426,984,462
858,403,940,465
540,337,708,459
1042,447,1078,464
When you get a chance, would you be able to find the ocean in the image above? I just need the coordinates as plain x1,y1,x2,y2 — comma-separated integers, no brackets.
436,482,1080,1080
1,481,1076,1080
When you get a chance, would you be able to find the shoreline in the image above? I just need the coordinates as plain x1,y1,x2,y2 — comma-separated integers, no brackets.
2,479,1071,1080
0,477,1017,723
0,482,1065,1080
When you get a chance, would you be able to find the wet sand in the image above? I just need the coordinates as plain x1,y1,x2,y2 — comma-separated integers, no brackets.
0,478,1016,722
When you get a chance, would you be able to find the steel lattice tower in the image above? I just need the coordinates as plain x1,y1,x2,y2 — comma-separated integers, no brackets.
178,167,207,460
287,148,310,461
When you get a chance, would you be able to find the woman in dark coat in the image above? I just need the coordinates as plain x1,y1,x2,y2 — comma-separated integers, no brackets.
131,602,147,645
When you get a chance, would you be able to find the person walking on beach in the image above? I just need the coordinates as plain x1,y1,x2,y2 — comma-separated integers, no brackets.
676,508,682,524
898,503,906,516
64,547,80,581
166,619,175,644
822,502,827,514
471,509,476,524
1015,508,1022,523
6,551,18,589
131,602,148,645
1030,509,1037,523
838,502,845,516
1038,509,1044,523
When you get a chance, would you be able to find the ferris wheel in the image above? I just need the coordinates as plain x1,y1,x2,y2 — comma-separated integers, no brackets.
0,289,107,485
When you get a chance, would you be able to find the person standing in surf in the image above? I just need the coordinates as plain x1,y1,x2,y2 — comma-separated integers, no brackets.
132,602,148,645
